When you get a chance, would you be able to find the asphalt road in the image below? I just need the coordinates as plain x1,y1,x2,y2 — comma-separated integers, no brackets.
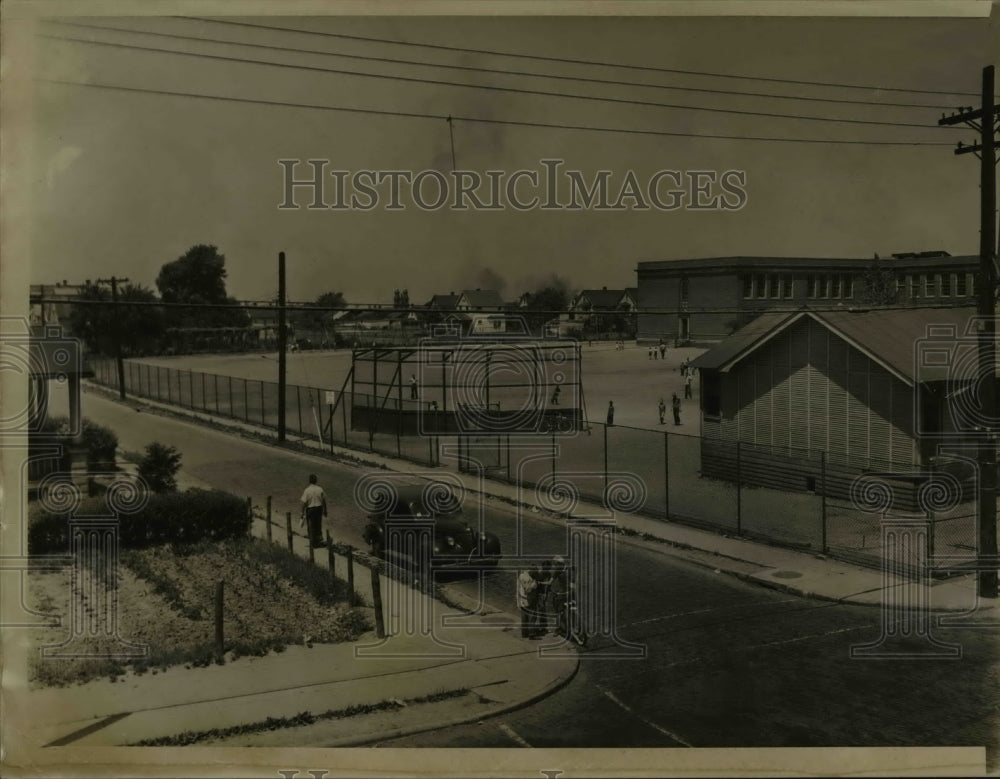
70,386,999,756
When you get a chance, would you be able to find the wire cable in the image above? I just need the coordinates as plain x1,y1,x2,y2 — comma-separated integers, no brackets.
42,19,964,111
41,32,954,131
37,78,957,146
181,15,994,99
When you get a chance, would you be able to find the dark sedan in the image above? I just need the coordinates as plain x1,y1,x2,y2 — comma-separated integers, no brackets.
362,484,501,569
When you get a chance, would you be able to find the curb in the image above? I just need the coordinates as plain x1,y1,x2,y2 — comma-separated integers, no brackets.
314,645,581,748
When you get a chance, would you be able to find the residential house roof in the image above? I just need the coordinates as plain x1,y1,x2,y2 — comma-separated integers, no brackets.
691,306,989,386
427,294,460,310
458,289,504,309
574,288,626,310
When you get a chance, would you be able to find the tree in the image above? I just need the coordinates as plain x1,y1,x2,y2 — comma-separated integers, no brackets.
859,259,900,305
68,282,165,355
292,290,346,332
522,284,569,335
156,245,249,329
137,442,183,493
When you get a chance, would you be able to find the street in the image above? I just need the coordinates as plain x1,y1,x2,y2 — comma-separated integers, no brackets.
73,386,999,754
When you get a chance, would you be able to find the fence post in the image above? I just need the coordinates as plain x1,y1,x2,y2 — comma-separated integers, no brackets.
371,566,385,638
326,530,335,579
189,370,195,409
201,371,207,410
551,431,557,480
346,546,356,605
308,538,315,564
214,374,220,415
735,441,742,534
266,496,272,542
664,431,670,519
820,452,828,553
603,423,609,497
214,580,224,660
260,380,266,426
296,385,303,434
506,435,511,482
243,379,249,423
286,511,294,552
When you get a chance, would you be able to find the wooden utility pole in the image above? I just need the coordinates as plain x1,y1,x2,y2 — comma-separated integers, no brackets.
278,252,287,442
96,276,128,400
939,65,999,599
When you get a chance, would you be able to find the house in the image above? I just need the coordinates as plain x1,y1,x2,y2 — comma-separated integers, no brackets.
455,289,507,334
29,281,88,329
690,306,991,508
636,252,980,346
559,287,633,337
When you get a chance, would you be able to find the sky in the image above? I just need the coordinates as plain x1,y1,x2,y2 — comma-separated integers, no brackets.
17,3,1000,306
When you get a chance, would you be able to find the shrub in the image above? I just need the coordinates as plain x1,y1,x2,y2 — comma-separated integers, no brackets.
28,489,251,555
37,415,119,471
138,442,182,493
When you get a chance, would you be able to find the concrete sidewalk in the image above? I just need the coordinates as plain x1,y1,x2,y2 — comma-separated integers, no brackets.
89,381,997,617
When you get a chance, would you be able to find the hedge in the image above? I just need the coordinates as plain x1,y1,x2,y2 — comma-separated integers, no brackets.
28,489,251,555
34,415,118,471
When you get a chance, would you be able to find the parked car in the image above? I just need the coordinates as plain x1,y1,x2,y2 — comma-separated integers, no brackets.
362,484,501,568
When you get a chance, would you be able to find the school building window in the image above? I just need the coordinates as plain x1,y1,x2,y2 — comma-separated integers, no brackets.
923,273,935,297
755,274,766,298
909,275,920,299
941,273,952,296
742,274,753,299
783,274,794,298
957,272,968,297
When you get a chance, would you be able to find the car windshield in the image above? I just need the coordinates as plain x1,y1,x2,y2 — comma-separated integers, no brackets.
389,494,460,518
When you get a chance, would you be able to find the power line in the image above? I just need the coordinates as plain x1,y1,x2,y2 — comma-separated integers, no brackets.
182,15,994,100
37,79,956,147
41,32,954,132
43,19,960,111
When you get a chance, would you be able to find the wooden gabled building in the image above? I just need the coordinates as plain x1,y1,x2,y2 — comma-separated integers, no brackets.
690,306,989,507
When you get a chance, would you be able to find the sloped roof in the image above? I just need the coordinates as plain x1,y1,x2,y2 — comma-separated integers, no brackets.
692,306,987,386
427,294,459,310
576,289,626,309
459,289,504,308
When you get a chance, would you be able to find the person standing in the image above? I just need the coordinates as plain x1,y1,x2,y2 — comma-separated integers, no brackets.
606,401,615,426
684,371,694,399
299,473,328,548
671,393,682,426
409,374,418,400
517,566,542,638
551,385,561,405
658,398,666,424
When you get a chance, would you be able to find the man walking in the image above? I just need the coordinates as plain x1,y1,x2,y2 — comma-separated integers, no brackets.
409,374,419,400
684,371,694,399
606,400,615,426
658,398,666,424
671,393,682,426
300,473,328,548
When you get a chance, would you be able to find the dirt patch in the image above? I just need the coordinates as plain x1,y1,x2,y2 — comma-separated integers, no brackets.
26,538,370,687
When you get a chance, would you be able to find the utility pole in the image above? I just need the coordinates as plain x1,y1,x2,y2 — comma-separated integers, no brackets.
939,65,999,599
277,252,287,442
96,276,129,401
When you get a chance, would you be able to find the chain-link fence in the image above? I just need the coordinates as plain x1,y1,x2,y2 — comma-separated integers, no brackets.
92,358,980,573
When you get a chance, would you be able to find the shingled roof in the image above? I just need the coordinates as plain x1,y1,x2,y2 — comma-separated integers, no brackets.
691,306,989,386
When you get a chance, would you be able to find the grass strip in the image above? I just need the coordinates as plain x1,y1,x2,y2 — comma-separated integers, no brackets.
130,688,471,746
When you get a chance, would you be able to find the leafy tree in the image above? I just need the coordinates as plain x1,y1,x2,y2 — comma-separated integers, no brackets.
137,442,183,493
859,259,899,305
293,291,346,332
68,282,165,355
156,245,249,329
522,284,569,334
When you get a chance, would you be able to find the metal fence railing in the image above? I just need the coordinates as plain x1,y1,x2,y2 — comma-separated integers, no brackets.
90,358,980,574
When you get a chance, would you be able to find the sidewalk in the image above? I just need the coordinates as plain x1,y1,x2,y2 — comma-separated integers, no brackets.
88,381,996,617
